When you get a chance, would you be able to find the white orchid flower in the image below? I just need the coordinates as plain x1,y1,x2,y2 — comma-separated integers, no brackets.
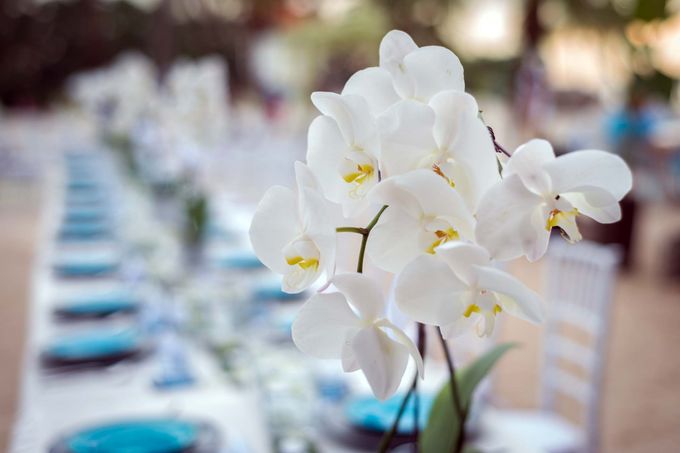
306,92,381,217
249,162,337,293
380,29,465,103
366,170,475,273
378,90,500,210
395,242,543,338
343,30,464,112
475,139,633,261
292,273,424,400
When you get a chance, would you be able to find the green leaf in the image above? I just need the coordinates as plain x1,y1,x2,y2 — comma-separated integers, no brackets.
420,343,517,453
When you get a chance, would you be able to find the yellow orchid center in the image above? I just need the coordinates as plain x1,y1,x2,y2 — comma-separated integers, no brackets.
286,256,319,271
546,207,582,243
433,164,455,188
426,228,459,254
343,164,375,185
463,303,502,318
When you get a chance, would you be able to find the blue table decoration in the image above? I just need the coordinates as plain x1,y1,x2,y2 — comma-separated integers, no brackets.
53,258,119,278
48,419,221,453
42,329,143,366
219,252,263,270
58,220,112,241
55,292,138,318
252,281,305,302
345,394,433,434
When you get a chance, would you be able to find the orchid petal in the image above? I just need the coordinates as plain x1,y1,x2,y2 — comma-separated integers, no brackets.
249,186,300,274
366,206,423,273
399,46,465,101
474,266,544,323
503,139,555,196
429,91,500,209
307,114,375,217
352,326,409,400
394,170,474,232
379,29,418,73
435,242,491,286
562,191,621,223
342,67,399,116
429,90,479,151
332,273,385,321
369,176,422,219
306,115,349,203
372,170,475,239
475,174,546,261
291,292,360,359
294,161,320,195
341,340,360,372
310,92,378,156
293,162,338,280
439,291,477,338
395,253,467,326
377,319,425,379
544,150,632,201
378,100,437,178
527,203,552,262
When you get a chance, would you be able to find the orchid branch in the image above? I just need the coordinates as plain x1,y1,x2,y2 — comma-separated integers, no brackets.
377,374,416,453
486,125,511,157
336,226,367,234
335,205,388,273
413,323,426,450
357,205,387,273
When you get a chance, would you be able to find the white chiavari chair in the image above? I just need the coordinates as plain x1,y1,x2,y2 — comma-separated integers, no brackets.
478,240,622,453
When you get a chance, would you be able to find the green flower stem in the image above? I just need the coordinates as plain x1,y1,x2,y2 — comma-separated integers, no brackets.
413,322,426,449
366,205,388,231
336,205,388,274
377,375,416,453
336,226,367,234
437,326,467,453
357,233,369,273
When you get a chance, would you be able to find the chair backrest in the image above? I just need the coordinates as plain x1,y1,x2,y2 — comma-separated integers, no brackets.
541,239,621,453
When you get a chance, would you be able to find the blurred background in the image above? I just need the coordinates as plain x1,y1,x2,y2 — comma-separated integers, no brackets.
0,0,679,452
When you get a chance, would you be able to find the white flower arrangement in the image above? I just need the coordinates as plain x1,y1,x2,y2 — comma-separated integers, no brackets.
249,30,632,451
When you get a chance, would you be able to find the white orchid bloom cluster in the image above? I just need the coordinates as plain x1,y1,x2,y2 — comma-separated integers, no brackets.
160,57,231,150
69,53,158,136
126,57,231,188
249,30,632,400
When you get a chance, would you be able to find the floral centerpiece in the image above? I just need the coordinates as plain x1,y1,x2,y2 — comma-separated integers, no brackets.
250,30,632,452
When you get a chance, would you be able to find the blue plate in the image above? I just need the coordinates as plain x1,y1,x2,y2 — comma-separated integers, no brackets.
59,221,112,241
65,192,108,207
56,293,138,318
45,329,141,362
219,252,263,270
66,419,197,453
64,206,108,223
56,419,206,453
67,180,101,191
345,394,433,434
53,259,119,277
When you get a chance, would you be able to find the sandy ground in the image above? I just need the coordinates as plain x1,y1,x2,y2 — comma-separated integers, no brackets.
0,176,679,452
0,181,40,451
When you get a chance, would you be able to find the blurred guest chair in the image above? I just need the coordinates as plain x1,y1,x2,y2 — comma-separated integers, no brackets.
478,240,621,453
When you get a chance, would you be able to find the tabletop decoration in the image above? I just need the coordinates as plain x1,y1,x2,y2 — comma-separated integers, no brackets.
250,30,632,452
49,419,221,453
